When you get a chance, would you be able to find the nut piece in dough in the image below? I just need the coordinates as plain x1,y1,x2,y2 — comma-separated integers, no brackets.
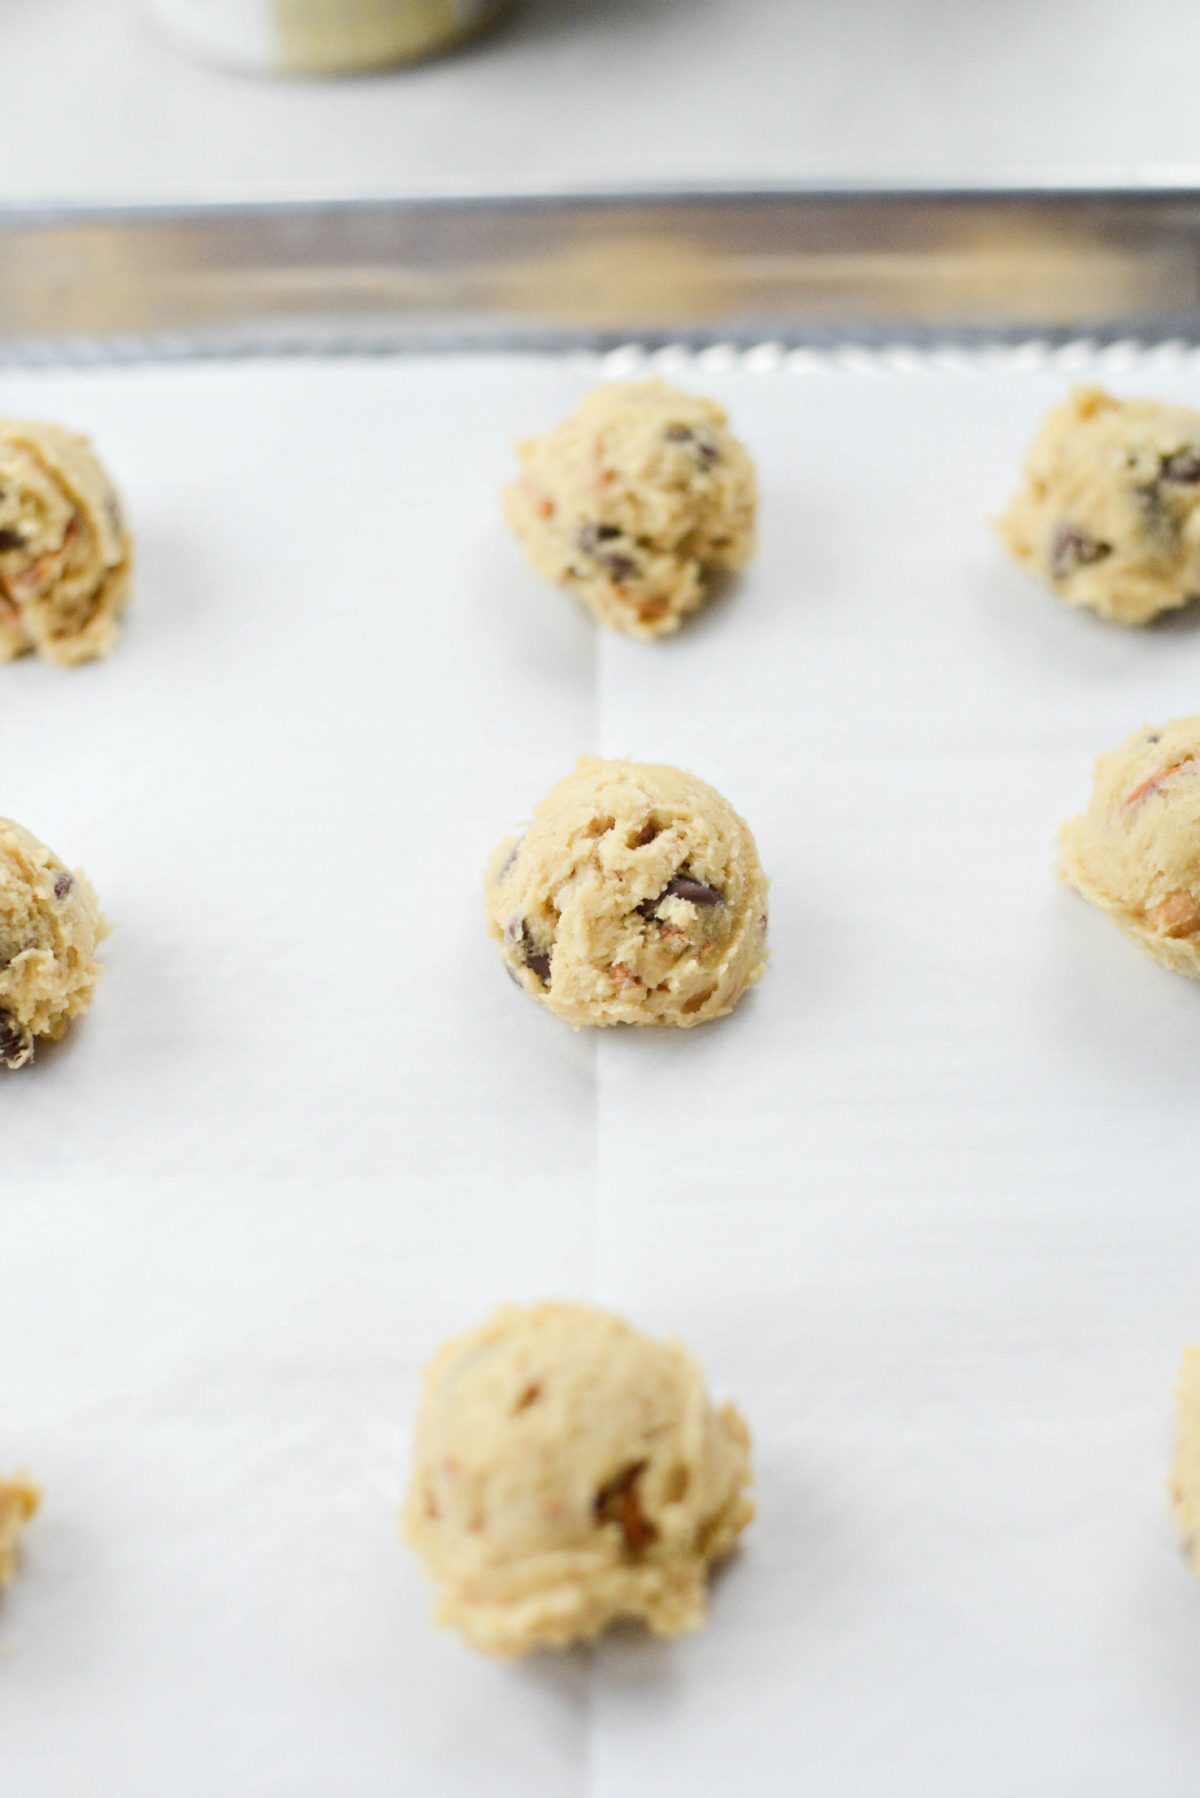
503,379,757,639
485,757,769,1028
998,385,1200,626
1059,716,1200,977
0,1474,40,1586
1171,1346,1200,1576
403,1301,753,1657
0,817,107,1067
0,418,133,665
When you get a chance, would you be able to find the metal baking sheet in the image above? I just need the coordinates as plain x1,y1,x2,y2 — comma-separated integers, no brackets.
3,193,1200,1797
4,187,1200,358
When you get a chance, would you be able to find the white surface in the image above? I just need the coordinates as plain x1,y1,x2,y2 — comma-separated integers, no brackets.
147,0,275,68
2,349,1200,1793
2,0,1200,203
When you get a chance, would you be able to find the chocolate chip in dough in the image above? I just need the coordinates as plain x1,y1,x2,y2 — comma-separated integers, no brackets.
1161,449,1200,485
664,423,720,469
0,1010,33,1070
1051,524,1111,579
576,523,640,582
638,874,724,916
507,918,552,985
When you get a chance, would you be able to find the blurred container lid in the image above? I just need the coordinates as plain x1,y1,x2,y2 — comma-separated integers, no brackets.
142,0,511,75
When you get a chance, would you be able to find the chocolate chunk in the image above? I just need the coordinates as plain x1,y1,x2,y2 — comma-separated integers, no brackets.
1161,449,1200,485
576,523,622,552
638,874,724,916
0,528,25,552
508,919,552,985
1051,524,1111,580
0,1010,33,1071
594,1461,657,1555
525,947,552,984
53,871,73,900
601,552,639,581
576,523,640,583
1136,477,1181,542
664,424,719,468
662,876,723,905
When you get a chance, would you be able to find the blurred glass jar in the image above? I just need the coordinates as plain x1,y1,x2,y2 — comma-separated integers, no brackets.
144,0,511,74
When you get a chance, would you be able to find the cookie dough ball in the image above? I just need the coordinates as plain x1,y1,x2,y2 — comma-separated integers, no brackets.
0,418,133,665
403,1301,753,1657
1170,1346,1200,1576
0,1474,39,1586
485,758,769,1028
0,818,107,1068
1059,716,1200,976
503,379,756,639
998,386,1200,626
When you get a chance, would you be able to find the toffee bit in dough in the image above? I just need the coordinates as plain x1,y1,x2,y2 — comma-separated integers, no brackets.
998,386,1200,625
0,1474,40,1586
1170,1346,1200,1575
1059,715,1200,977
594,1460,658,1554
503,379,757,640
402,1301,753,1657
485,758,769,1028
0,817,108,1065
0,418,133,666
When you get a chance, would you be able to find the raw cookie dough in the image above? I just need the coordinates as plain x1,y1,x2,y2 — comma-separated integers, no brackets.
1170,1346,1200,1575
998,386,1200,625
0,1474,39,1586
403,1301,753,1657
485,757,769,1028
0,418,133,665
0,818,107,1068
503,379,757,639
1059,716,1200,976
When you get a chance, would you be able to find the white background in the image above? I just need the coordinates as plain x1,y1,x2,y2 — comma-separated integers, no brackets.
1,348,1199,1791
3,0,1200,203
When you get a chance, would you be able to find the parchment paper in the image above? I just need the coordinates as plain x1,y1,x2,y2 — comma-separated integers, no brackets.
2,348,1199,1795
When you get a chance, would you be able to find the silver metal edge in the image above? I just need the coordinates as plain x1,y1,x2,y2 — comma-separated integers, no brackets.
3,186,1200,363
